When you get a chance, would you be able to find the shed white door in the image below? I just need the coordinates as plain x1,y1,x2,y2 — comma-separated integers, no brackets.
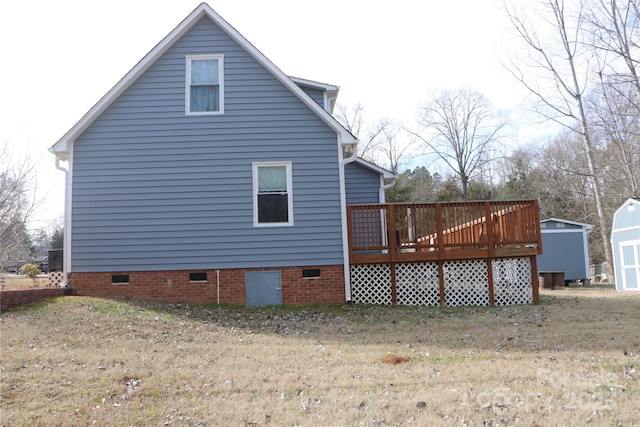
620,240,640,290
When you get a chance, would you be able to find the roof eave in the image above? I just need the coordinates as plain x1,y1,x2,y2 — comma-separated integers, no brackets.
353,158,395,180
541,217,594,230
50,3,357,154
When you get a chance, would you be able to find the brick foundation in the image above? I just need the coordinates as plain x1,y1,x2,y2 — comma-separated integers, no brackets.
69,265,346,305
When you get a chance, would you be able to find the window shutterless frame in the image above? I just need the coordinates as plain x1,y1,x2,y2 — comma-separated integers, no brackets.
185,54,224,115
252,161,293,227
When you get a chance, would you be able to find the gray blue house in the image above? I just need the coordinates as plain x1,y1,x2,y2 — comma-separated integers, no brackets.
537,218,593,284
611,198,640,291
49,3,393,306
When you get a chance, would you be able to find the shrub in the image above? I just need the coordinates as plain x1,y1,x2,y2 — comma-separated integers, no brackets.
21,263,42,287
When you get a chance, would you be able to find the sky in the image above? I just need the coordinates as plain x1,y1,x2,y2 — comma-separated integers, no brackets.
1,0,539,231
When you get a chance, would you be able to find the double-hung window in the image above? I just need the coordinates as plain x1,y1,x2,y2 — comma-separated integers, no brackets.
186,54,223,114
253,162,293,226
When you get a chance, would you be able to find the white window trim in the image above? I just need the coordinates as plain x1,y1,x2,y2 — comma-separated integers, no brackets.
185,54,224,115
252,161,294,227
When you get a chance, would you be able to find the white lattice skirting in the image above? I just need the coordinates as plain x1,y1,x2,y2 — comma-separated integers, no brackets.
350,263,392,305
396,262,440,306
351,257,532,307
493,258,533,305
48,271,65,287
443,259,490,307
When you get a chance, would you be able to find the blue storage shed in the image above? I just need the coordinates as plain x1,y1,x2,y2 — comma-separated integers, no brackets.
611,198,640,291
538,218,593,283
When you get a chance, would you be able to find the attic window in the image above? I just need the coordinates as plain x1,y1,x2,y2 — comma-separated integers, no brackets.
186,54,224,114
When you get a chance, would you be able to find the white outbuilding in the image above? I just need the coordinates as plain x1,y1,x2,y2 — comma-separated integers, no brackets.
611,198,640,291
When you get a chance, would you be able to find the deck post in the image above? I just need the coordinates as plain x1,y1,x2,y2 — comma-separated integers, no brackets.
485,202,495,306
388,205,397,262
530,200,541,305
487,259,495,306
390,264,397,305
346,206,353,262
531,255,540,304
436,203,446,306
437,261,445,307
388,206,397,305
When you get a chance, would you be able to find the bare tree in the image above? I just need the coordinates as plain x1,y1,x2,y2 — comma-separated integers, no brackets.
375,125,416,174
334,102,411,173
589,81,640,197
410,88,507,200
0,142,38,272
505,0,615,276
334,103,389,162
585,0,640,102
585,0,640,200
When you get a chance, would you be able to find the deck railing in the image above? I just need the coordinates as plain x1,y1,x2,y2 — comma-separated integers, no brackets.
347,200,542,264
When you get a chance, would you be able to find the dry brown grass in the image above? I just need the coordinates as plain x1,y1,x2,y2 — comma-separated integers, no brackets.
1,274,49,290
1,288,639,426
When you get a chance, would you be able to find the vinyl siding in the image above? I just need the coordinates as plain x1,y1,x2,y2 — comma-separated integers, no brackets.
612,200,640,230
296,85,325,110
611,200,640,290
537,232,589,281
71,16,343,272
344,162,382,204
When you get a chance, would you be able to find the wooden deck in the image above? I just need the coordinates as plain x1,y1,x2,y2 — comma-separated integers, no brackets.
346,200,543,306
347,200,543,265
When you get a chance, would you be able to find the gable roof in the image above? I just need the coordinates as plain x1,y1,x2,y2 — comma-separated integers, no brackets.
615,198,640,210
289,77,340,93
289,77,339,113
49,2,356,159
612,198,640,220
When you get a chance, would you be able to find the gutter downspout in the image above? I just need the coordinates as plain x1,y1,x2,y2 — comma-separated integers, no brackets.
338,138,358,303
54,156,71,287
380,177,396,203
216,269,220,305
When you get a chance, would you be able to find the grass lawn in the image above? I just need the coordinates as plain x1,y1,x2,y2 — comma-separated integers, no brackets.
1,274,51,290
1,288,639,426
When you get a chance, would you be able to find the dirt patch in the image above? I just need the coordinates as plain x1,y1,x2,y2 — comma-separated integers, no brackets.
1,289,639,426
381,354,411,365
